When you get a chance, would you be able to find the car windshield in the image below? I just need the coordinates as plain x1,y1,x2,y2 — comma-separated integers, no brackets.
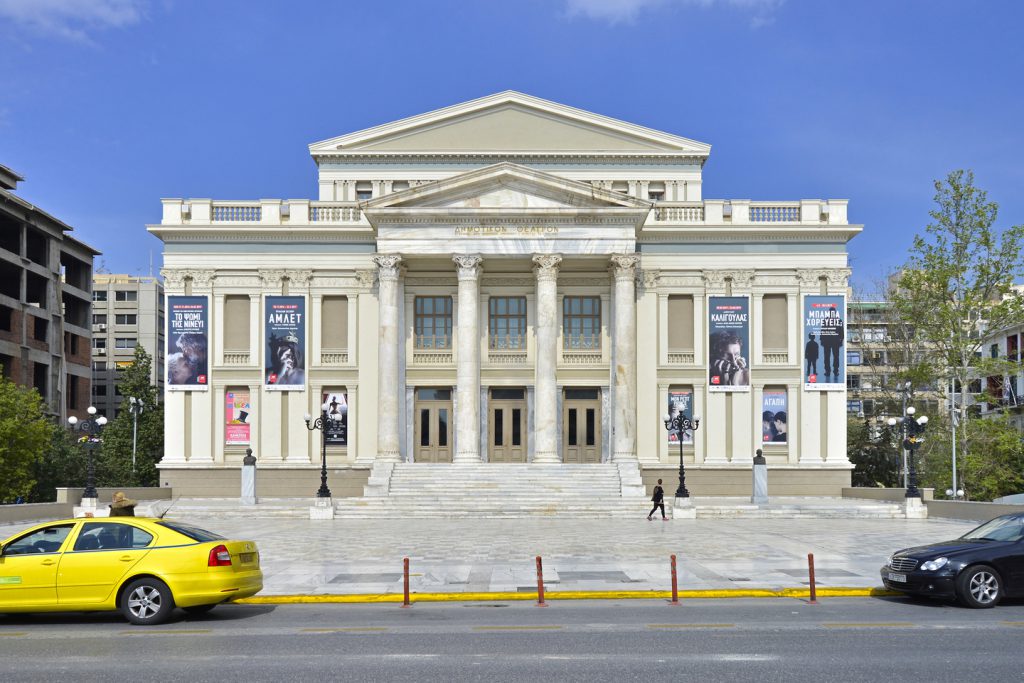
157,521,225,542
960,516,1024,542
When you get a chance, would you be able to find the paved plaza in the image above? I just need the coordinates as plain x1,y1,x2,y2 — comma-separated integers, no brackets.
0,514,978,597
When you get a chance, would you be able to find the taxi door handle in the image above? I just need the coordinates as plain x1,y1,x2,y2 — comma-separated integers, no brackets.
41,559,56,566
119,555,134,562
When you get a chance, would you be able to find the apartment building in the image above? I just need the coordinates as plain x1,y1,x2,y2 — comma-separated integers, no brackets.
0,163,98,420
91,275,164,417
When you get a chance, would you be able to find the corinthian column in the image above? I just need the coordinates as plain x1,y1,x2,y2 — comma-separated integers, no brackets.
453,254,483,462
533,254,562,463
374,254,402,462
611,254,640,462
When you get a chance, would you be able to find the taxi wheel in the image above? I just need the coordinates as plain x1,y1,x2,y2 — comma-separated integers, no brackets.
121,578,176,625
956,565,1002,608
183,604,218,616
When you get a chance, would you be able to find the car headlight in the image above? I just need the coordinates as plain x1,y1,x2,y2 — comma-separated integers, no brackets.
887,554,895,567
920,557,948,571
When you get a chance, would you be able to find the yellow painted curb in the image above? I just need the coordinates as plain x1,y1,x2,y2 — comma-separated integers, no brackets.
237,587,899,605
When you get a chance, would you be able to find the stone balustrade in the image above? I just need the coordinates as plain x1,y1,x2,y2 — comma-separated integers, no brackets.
160,198,850,227
222,351,251,365
666,351,696,364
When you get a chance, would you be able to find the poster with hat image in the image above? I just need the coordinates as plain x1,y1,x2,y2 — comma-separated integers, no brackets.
264,296,306,391
166,296,209,391
803,295,846,391
225,389,251,445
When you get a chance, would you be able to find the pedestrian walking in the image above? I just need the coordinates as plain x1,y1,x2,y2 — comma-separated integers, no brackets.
109,491,137,517
647,479,668,521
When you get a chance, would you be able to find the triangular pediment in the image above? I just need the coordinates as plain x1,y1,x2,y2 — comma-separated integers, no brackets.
310,91,710,157
363,163,652,213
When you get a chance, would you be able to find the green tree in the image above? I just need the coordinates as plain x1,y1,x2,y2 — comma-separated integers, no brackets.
29,427,89,502
847,416,901,488
97,345,164,487
0,372,53,502
892,170,1024,496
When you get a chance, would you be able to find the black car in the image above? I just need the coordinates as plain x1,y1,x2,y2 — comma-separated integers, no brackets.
881,513,1024,607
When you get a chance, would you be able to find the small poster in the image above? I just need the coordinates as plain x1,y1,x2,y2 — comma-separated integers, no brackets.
225,389,251,445
803,295,846,391
166,296,209,391
708,296,751,392
322,391,348,446
761,390,788,444
667,389,694,445
264,296,306,391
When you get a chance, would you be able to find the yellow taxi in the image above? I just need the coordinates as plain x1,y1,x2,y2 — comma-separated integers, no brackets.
0,517,262,625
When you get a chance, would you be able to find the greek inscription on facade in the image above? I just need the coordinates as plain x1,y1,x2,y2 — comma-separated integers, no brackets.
454,226,559,237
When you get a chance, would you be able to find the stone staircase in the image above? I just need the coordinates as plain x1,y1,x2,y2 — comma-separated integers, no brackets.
332,462,649,518
692,497,905,519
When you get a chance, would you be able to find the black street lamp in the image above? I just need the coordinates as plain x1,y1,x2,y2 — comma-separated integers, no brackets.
888,406,929,499
662,412,701,498
68,406,107,500
127,397,146,477
305,401,342,498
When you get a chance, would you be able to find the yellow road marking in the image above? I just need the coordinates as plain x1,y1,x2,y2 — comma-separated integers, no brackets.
118,629,212,635
0,632,27,637
647,623,735,629
300,627,388,633
473,625,564,631
237,587,897,605
1001,621,1024,627
822,622,917,628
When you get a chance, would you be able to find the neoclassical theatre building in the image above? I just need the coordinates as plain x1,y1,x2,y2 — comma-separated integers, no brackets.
151,92,860,499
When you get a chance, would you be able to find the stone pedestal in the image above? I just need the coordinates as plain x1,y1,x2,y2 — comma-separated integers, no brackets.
673,496,696,519
74,497,104,518
241,465,257,505
903,496,928,519
309,497,335,519
751,464,768,504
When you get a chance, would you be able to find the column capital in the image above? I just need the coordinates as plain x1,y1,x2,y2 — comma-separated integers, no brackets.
532,254,563,282
373,254,404,282
258,269,286,287
285,269,313,288
609,254,640,282
453,254,483,281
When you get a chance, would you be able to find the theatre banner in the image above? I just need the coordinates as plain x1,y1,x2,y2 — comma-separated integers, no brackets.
264,296,306,391
322,391,349,446
166,296,209,391
803,295,846,391
666,389,694,445
761,390,788,444
708,296,750,392
225,389,251,445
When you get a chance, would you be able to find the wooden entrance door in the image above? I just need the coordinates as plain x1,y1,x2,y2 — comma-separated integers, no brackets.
489,388,526,463
563,388,601,463
413,388,452,463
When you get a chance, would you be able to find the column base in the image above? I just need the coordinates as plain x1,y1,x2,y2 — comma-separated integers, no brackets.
309,497,335,519
672,497,696,519
453,452,483,463
532,451,560,464
376,450,401,463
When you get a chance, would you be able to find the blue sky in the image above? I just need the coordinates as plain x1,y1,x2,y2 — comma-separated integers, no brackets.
1,0,1021,290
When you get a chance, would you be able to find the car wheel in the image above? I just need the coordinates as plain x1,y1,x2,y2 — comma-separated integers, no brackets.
121,578,175,625
957,565,1002,608
182,604,218,616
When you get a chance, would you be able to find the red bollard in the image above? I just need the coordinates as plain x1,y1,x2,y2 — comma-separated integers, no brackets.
670,554,680,606
536,555,547,607
402,557,411,608
807,553,818,605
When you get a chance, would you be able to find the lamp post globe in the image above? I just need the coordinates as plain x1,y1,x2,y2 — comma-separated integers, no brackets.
663,412,700,498
69,406,106,500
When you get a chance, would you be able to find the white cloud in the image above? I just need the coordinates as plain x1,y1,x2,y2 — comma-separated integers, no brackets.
0,0,148,43
565,0,783,26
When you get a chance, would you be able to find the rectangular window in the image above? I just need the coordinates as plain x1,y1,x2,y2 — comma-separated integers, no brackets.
847,351,862,365
224,295,251,351
93,338,106,349
321,296,348,350
667,295,694,351
93,384,107,396
762,294,788,350
489,296,527,349
92,290,107,302
414,296,453,349
563,296,601,350
32,316,48,341
92,361,106,371
115,314,137,325
114,338,135,349
114,290,137,302
847,375,861,389
92,314,107,325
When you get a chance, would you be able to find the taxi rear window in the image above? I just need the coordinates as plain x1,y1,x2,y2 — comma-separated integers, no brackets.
156,521,225,542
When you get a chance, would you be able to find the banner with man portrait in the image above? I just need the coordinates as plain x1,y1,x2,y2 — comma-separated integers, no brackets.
322,391,349,446
225,389,251,445
666,389,694,445
803,295,846,391
708,296,750,392
166,296,209,391
761,389,788,444
264,296,306,391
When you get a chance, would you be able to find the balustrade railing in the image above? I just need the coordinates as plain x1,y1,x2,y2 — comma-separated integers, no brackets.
667,351,696,364
222,351,251,365
654,205,704,223
212,204,261,222
749,204,801,223
321,349,349,365
762,351,789,364
310,205,361,222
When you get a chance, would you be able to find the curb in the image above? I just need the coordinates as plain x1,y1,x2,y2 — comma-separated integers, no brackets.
237,587,900,605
